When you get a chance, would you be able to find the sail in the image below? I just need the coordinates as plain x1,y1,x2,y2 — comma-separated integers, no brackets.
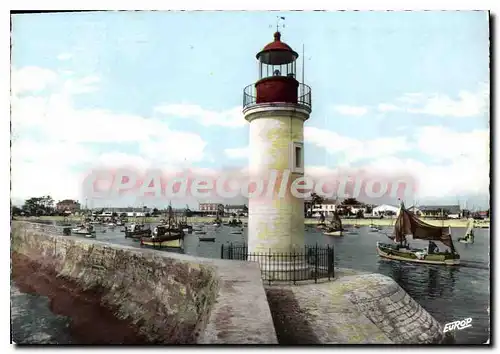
398,207,455,249
464,218,474,236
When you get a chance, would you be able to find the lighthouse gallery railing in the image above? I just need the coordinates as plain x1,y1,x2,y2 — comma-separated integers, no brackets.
243,82,312,110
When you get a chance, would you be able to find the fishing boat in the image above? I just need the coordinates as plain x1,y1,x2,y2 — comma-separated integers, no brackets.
61,216,72,227
153,224,184,238
213,214,222,226
178,207,193,232
124,223,152,239
376,202,460,266
156,205,184,235
323,211,344,237
140,205,185,249
125,207,153,239
353,219,361,229
72,224,97,236
225,217,243,227
140,236,183,249
316,223,328,230
458,218,475,244
316,212,328,230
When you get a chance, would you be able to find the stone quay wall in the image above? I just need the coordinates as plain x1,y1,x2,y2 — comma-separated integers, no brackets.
11,221,277,344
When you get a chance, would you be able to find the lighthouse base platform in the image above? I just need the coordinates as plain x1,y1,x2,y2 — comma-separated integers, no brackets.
265,268,453,344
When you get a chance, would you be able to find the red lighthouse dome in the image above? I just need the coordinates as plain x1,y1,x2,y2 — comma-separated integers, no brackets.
256,31,298,65
243,31,311,111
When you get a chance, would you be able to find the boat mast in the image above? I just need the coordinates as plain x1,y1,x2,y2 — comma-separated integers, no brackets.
399,200,404,247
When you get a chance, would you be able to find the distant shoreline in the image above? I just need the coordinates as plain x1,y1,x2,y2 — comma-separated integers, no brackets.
15,215,489,229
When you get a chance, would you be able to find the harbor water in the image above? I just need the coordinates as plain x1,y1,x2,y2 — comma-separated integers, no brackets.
11,221,490,344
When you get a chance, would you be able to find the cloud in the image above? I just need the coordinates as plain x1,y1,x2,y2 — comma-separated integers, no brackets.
332,105,368,116
57,53,73,61
304,126,410,165
360,155,489,200
377,103,399,112
11,66,58,95
305,125,489,200
376,83,489,118
229,124,489,201
415,126,489,163
224,146,249,159
10,66,208,202
155,104,245,127
139,133,208,164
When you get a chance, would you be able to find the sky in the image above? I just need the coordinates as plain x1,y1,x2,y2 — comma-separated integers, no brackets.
10,11,490,209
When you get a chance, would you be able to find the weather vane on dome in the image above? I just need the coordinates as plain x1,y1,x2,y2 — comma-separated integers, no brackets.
270,16,286,32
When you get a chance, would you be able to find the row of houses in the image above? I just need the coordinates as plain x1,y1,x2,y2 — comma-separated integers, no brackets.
305,198,468,219
198,203,247,216
55,198,485,220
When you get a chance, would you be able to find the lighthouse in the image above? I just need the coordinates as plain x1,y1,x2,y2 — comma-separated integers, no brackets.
243,31,312,256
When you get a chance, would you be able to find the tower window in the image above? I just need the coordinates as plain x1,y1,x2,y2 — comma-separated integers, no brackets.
295,146,302,168
290,142,304,173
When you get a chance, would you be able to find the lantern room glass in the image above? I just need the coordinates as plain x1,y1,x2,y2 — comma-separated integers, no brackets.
258,54,297,80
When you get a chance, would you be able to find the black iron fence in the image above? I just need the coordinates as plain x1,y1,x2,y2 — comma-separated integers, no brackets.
220,243,334,285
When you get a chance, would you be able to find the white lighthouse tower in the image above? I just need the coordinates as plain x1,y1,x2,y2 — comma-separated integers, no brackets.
243,31,312,256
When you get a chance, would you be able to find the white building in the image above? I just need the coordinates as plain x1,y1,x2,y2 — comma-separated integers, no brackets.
311,200,337,217
125,212,147,217
225,204,247,216
372,204,400,217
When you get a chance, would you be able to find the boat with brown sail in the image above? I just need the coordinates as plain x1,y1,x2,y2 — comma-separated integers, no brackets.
316,212,328,230
376,202,460,266
323,211,344,237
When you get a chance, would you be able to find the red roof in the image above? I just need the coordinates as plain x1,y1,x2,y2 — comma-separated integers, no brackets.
262,32,293,52
256,32,298,61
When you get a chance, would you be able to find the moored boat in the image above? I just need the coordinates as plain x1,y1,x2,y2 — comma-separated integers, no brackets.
140,237,183,249
323,211,344,237
323,230,342,236
458,218,475,244
125,223,152,239
72,224,96,236
316,223,328,230
178,209,193,232
199,237,215,242
376,202,460,266
225,217,243,227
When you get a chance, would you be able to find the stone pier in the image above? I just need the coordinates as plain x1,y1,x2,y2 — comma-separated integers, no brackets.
11,221,451,344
